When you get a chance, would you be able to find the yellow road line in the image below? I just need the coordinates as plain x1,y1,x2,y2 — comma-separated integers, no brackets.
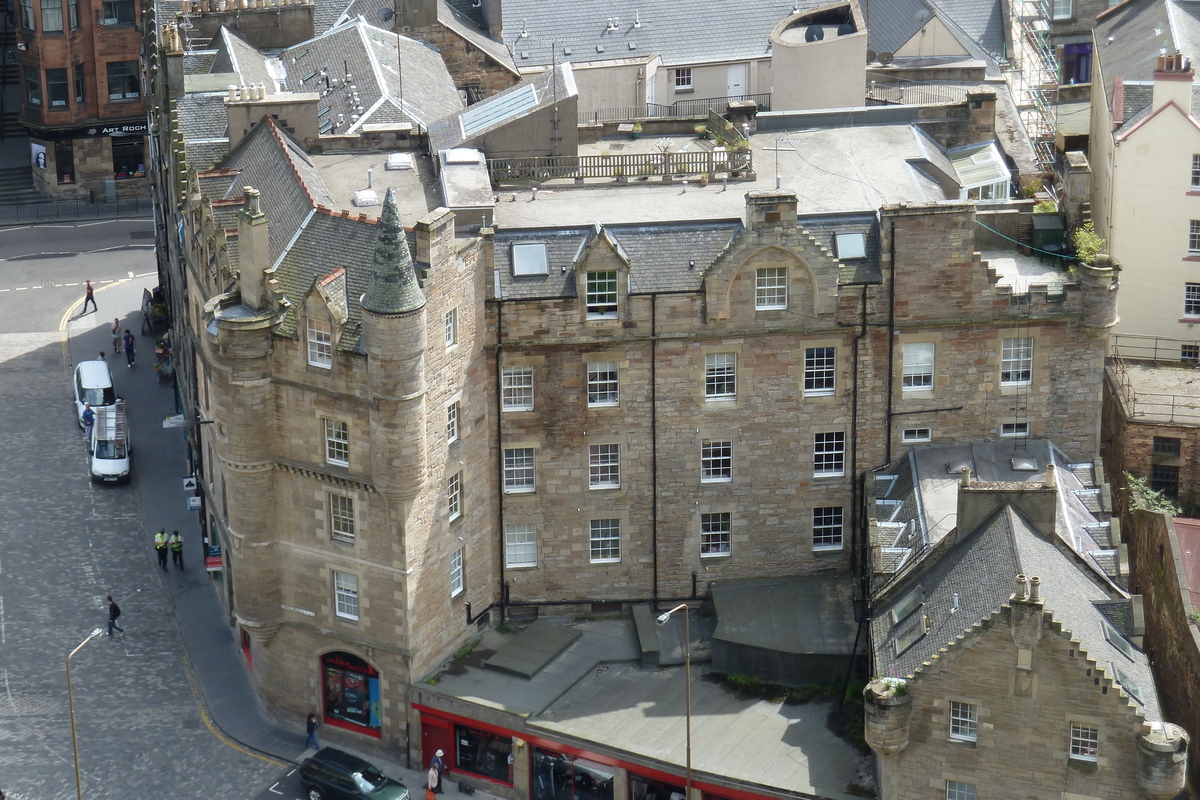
181,653,289,766
58,278,131,359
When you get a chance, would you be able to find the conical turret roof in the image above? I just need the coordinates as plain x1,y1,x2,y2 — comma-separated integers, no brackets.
362,188,425,316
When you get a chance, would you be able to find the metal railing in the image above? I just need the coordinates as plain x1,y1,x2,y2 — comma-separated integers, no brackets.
0,197,155,224
487,148,752,183
1112,334,1198,364
1109,337,1200,424
577,93,771,125
865,81,972,106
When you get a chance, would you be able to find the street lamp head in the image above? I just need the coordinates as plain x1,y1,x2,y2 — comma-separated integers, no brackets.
89,628,104,639
655,612,671,626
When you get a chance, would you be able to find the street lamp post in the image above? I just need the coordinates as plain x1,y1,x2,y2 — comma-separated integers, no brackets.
657,606,696,800
67,628,104,800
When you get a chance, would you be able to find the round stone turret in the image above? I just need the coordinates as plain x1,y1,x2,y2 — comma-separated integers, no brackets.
1079,253,1119,330
864,678,912,757
1137,722,1188,800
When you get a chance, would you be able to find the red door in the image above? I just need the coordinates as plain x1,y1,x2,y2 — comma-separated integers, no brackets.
422,717,455,780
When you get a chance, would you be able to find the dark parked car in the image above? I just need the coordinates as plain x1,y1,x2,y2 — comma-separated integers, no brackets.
298,748,410,800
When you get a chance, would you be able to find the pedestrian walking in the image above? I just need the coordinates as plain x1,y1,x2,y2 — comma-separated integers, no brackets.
82,280,97,314
122,329,136,367
154,528,169,570
169,530,184,569
81,402,94,443
106,595,124,636
97,350,106,362
305,712,321,749
111,318,121,353
427,766,440,799
430,749,446,795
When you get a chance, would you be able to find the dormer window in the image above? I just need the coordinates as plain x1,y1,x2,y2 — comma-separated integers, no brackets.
307,318,333,368
585,270,618,319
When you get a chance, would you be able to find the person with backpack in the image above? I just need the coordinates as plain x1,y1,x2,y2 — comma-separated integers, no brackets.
122,329,136,367
107,595,124,636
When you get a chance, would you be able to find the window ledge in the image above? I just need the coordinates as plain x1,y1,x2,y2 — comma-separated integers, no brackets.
813,546,844,554
1184,255,1200,262
1187,190,1200,196
504,488,536,495
701,551,731,558
948,737,978,748
505,564,537,571
589,558,622,565
674,88,695,94
1068,757,1098,772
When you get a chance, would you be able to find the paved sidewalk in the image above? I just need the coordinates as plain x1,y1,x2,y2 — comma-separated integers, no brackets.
68,276,472,799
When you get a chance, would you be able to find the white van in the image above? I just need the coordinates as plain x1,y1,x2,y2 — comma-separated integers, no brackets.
90,402,131,484
74,360,118,426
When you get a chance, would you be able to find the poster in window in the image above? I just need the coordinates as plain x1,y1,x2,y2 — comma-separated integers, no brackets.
321,651,381,730
31,143,47,169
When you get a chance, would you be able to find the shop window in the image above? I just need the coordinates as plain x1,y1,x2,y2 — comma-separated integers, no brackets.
106,60,140,100
55,140,74,185
631,773,684,800
111,137,144,179
46,68,69,108
321,652,381,735
532,747,614,800
453,725,513,784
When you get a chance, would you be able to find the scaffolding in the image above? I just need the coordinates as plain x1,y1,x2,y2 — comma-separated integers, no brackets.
1014,0,1061,176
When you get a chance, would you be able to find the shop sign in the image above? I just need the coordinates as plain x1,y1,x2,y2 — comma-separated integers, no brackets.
206,543,223,572
30,121,148,141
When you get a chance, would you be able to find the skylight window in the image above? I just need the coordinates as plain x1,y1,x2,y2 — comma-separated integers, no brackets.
512,242,549,276
1102,617,1135,661
891,588,922,626
1111,662,1144,704
835,232,866,260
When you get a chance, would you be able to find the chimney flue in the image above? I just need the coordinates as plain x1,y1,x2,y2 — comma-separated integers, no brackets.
1029,576,1041,602
960,466,971,487
1016,574,1029,599
1045,463,1057,489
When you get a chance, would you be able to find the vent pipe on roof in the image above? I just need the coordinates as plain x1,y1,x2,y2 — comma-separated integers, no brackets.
634,10,641,27
960,465,971,487
1044,462,1057,489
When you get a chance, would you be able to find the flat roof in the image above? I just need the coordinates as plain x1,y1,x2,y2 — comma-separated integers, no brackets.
310,150,440,225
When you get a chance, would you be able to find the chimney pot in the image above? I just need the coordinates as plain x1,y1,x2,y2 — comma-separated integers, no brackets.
961,466,971,487
1016,574,1028,599
1029,576,1041,601
1045,463,1057,489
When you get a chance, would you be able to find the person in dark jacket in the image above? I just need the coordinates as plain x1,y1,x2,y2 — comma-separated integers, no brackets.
107,595,124,636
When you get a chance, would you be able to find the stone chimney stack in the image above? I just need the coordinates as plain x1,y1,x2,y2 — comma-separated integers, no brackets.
1152,52,1195,112
237,187,270,310
1138,723,1189,800
1010,574,1045,670
745,190,798,232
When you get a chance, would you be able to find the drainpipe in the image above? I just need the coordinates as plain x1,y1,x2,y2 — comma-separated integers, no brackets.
495,298,507,623
651,292,659,608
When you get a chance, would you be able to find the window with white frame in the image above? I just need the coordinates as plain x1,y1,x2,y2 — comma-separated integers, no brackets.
1001,422,1030,438
1186,284,1200,316
503,447,536,493
1052,0,1072,18
446,401,459,443
324,418,349,466
589,444,620,489
902,427,932,443
590,519,621,562
1191,220,1200,254
329,494,355,543
1070,723,1099,761
813,506,844,550
755,267,787,310
804,347,836,397
814,432,845,477
1000,337,1033,386
450,547,464,597
505,523,537,568
949,701,978,742
945,781,976,800
700,512,731,556
701,439,733,482
903,342,935,390
333,571,359,619
585,270,618,318
445,307,458,347
447,471,462,520
587,361,620,407
307,319,333,368
705,353,736,400
1192,154,1200,189
501,366,534,411
674,67,693,90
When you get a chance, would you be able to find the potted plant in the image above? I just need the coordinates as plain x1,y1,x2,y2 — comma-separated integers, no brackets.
694,124,708,139
699,173,710,187
631,121,643,140
1033,199,1057,213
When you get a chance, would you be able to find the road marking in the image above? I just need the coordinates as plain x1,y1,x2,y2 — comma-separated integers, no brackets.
0,596,5,644
181,653,289,767
2,668,11,708
269,782,285,794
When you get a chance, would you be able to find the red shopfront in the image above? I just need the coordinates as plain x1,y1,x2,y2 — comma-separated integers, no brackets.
415,705,770,800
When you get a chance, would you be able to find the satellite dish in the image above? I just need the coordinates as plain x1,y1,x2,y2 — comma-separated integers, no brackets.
837,21,855,35
866,48,878,63
878,51,894,65
376,7,394,21
804,24,824,42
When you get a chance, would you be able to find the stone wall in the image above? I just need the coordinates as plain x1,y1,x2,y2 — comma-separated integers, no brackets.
880,604,1151,800
1125,508,1200,790
408,23,518,98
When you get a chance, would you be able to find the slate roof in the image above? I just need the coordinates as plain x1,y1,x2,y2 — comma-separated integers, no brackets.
332,0,516,73
220,117,338,265
491,0,1004,69
212,27,282,93
183,51,218,75
1095,0,1176,113
280,18,464,131
179,92,232,170
361,188,425,315
872,504,1161,719
492,212,880,301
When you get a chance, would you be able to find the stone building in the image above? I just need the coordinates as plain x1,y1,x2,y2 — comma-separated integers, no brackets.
16,0,149,197
865,444,1189,800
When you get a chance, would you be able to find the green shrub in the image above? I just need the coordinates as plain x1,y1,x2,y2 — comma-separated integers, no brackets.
1072,222,1105,266
1124,471,1181,516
